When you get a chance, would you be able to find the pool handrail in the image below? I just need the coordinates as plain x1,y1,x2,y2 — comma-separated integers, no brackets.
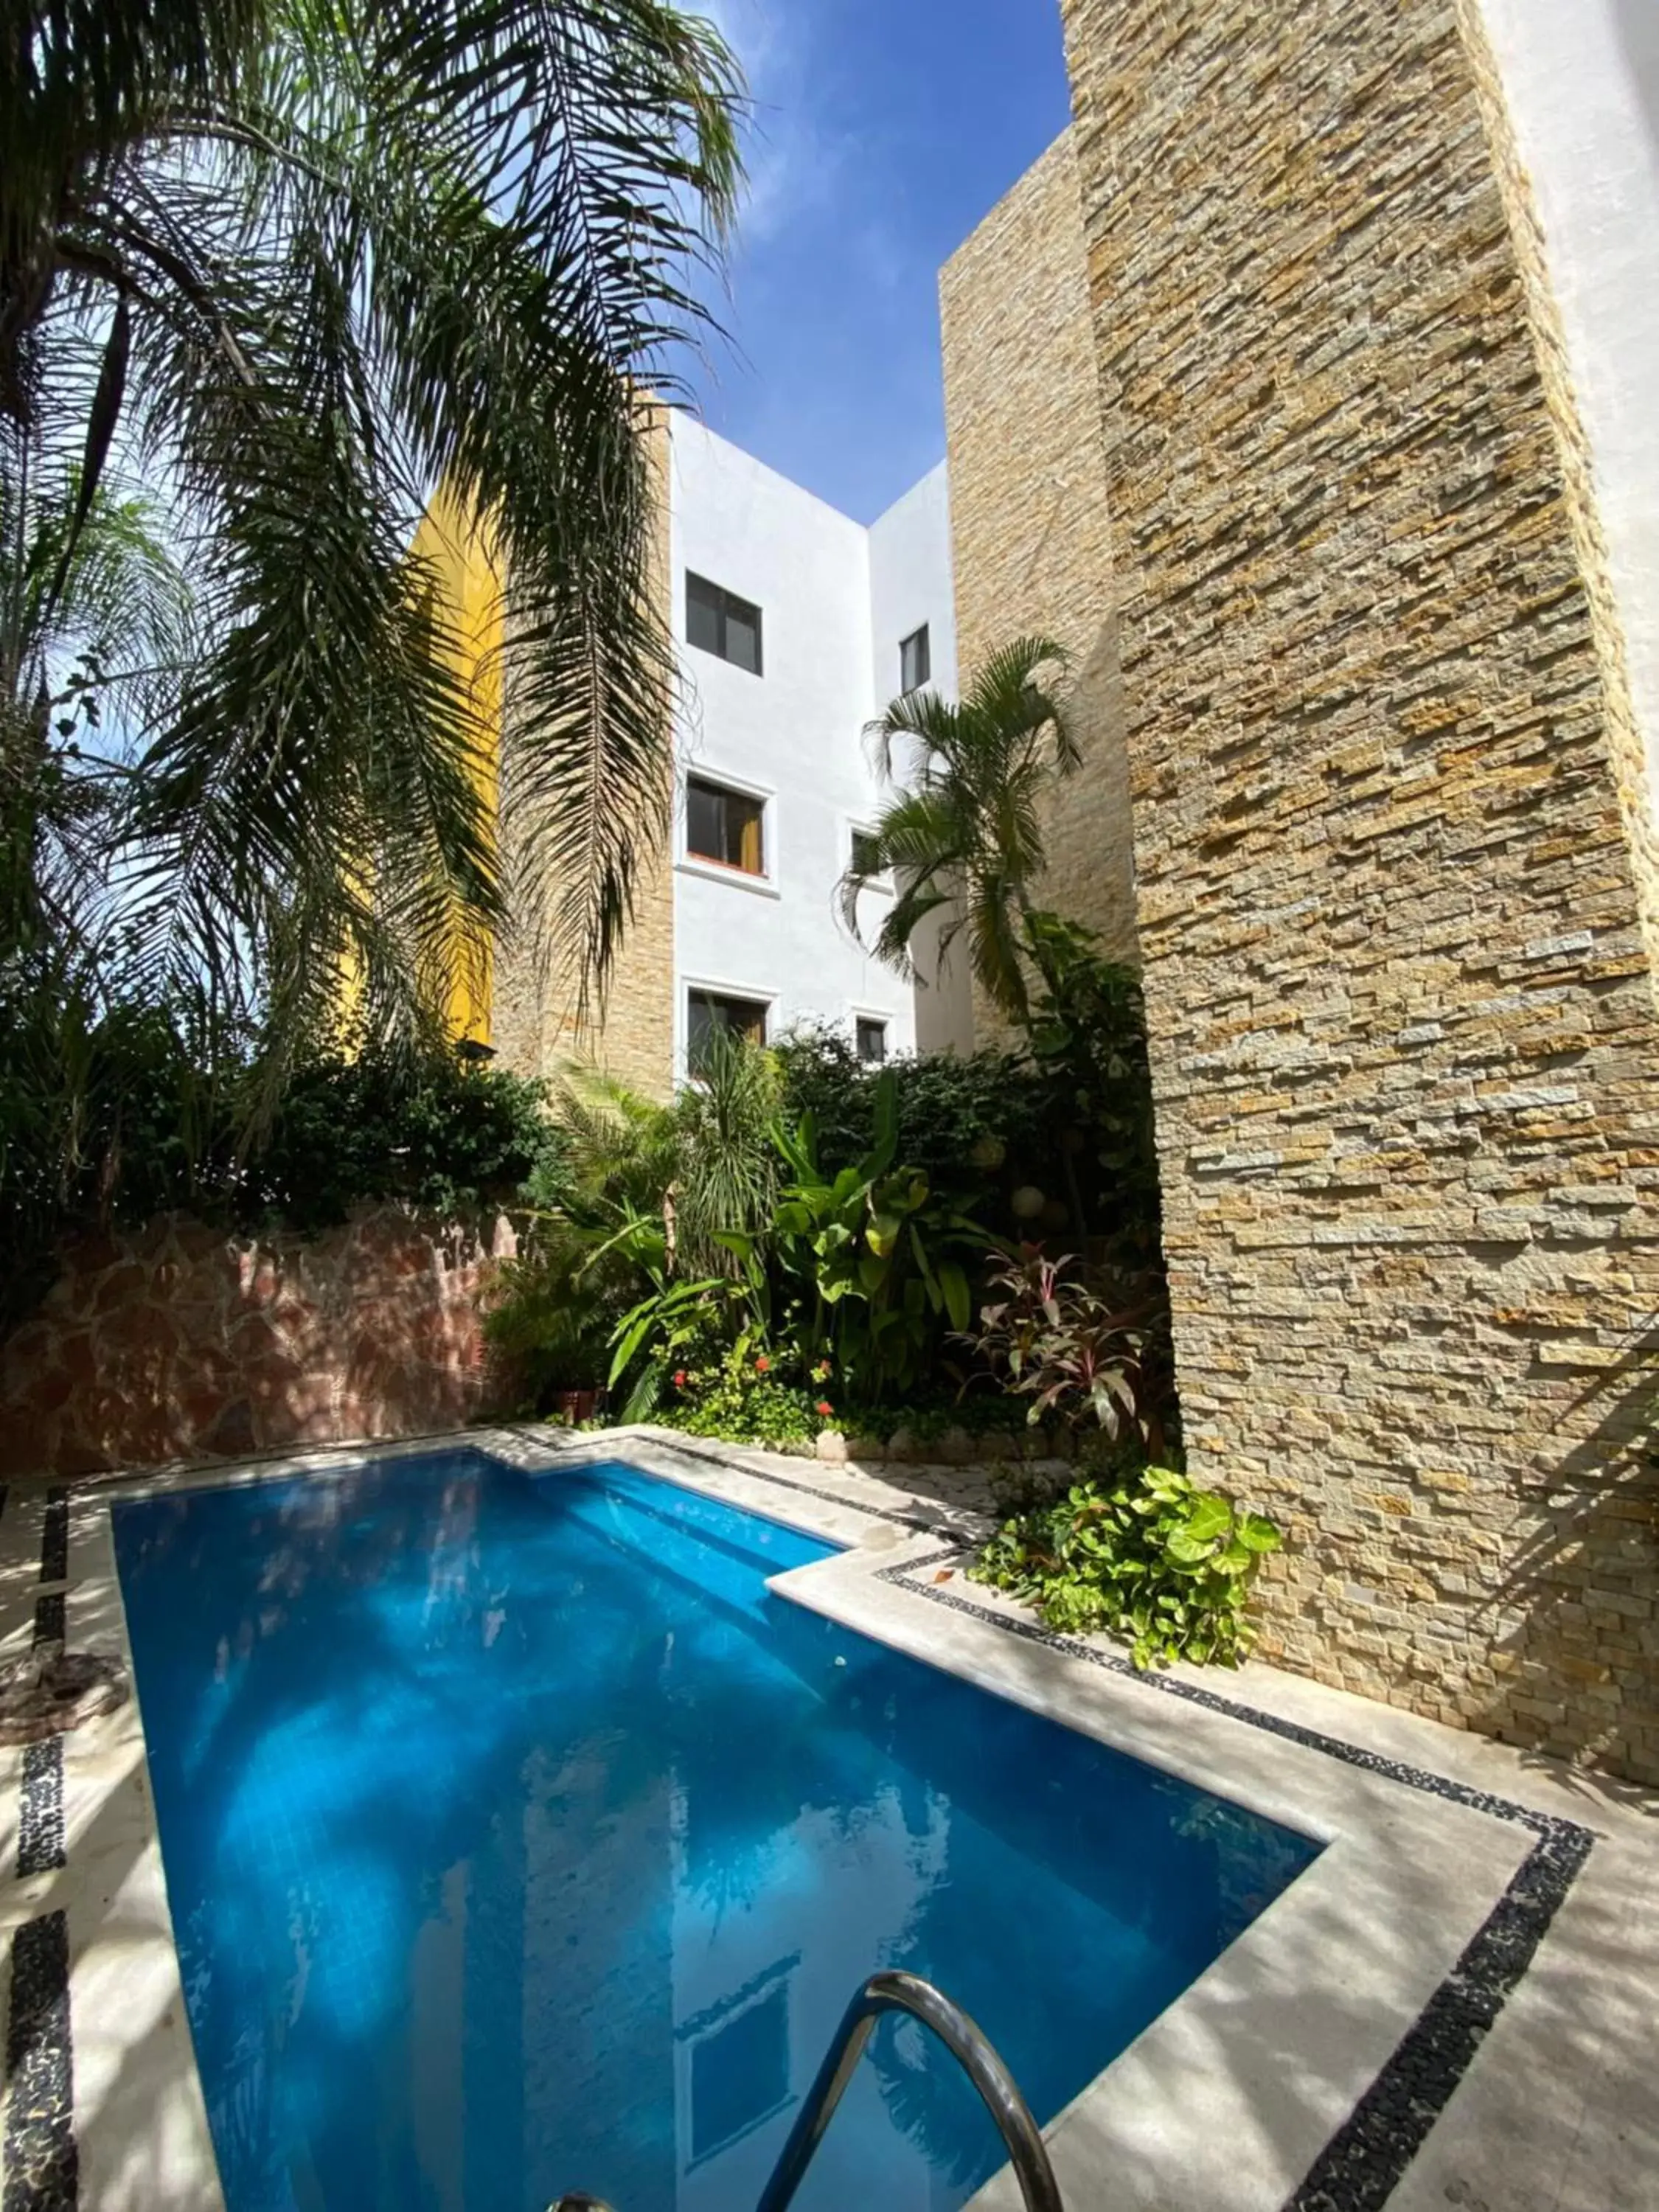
549,1968,1064,2212
755,1968,1063,2212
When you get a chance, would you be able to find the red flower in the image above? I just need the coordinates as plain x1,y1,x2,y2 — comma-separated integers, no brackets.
755,1354,771,1374
816,1400,834,1418
672,1370,687,1388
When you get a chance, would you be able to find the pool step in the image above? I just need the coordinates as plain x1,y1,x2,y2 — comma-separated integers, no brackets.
552,1470,828,1617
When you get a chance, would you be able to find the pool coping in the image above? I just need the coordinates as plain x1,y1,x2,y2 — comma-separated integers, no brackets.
1,1426,1652,2212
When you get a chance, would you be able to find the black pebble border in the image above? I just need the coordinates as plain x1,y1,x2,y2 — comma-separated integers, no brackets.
3,1486,78,2208
4,1911,77,2212
16,1742,66,1882
874,1543,1596,2212
38,1492,68,1589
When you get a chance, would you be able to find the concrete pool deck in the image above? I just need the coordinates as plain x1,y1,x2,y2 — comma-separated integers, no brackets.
0,1423,1653,2211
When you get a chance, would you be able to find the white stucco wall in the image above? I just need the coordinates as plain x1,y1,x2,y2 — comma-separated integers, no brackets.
867,464,976,1056
1476,0,1659,810
867,462,959,715
667,416,919,1071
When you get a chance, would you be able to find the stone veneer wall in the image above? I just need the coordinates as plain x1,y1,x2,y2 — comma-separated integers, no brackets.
492,408,675,1099
0,1206,515,1479
1060,0,1659,1780
939,131,1139,1046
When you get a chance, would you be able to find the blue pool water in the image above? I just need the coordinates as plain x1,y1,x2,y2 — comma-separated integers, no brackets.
114,1450,1318,2212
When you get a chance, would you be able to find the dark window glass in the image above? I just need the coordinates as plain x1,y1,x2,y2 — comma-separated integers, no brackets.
686,777,765,874
686,572,724,657
689,1980,790,2161
855,1018,888,1065
900,624,931,694
686,572,764,675
689,990,769,1070
849,828,883,877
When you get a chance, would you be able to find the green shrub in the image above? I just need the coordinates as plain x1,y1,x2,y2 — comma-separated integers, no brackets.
1020,911,1162,1257
0,975,561,1329
483,1216,643,1402
251,1054,560,1228
734,1069,990,1402
654,1345,837,1449
773,1026,1055,1216
969,1463,1282,1669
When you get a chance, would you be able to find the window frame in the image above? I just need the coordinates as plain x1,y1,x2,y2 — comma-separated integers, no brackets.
674,1958,799,2174
854,1015,889,1066
686,571,765,676
684,773,768,879
848,824,886,883
684,981,774,1073
899,622,931,695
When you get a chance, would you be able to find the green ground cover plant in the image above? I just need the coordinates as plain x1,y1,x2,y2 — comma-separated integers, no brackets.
970,1461,1283,1669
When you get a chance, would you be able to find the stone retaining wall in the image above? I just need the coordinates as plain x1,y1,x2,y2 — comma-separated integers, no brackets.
0,1206,515,1479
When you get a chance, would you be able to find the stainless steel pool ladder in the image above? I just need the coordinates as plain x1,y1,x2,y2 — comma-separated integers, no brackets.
549,1968,1064,2212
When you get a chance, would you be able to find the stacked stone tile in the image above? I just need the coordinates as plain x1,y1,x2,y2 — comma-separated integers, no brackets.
1042,0,1659,1778
939,134,1141,1044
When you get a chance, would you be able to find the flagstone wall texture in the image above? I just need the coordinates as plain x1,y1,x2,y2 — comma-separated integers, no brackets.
1048,0,1659,1780
0,1207,515,1480
939,133,1140,1047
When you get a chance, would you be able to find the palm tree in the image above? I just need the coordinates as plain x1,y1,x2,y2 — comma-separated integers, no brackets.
1,0,742,1074
838,636,1077,1023
1,397,192,962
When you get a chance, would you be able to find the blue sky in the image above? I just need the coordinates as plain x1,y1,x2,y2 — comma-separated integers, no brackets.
687,0,1071,525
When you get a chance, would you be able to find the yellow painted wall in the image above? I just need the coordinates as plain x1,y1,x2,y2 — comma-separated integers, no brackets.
409,486,504,1046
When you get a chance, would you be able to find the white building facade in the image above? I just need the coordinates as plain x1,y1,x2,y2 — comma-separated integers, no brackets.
665,415,967,1080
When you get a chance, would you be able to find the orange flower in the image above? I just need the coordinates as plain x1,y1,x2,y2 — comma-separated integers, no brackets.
816,1400,834,1418
672,1370,687,1387
755,1354,771,1374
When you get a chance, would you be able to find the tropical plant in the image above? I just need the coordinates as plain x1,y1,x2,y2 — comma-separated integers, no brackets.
1020,909,1160,1245
965,1244,1168,1444
607,1257,760,1424
3,0,742,1074
656,1343,836,1449
771,1021,1053,1217
485,1033,782,1415
970,1464,1283,1669
671,1023,780,1275
838,636,1076,1021
729,1071,989,1400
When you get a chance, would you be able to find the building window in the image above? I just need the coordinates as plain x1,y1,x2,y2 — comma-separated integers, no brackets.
684,1972,793,2166
689,989,769,1069
900,623,931,694
849,827,883,878
687,572,764,675
855,1017,888,1065
686,776,765,875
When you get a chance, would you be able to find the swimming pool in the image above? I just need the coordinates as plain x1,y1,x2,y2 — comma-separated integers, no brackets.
114,1448,1320,2212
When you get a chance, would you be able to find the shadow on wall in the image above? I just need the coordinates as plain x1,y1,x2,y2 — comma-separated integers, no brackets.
1477,1319,1659,1798
0,1206,518,1481
1615,0,1659,158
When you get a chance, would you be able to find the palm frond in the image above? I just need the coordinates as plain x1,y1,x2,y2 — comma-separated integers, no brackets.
5,0,745,1092
844,638,1077,1016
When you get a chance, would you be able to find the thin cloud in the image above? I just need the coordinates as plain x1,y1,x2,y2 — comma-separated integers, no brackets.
701,0,852,245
